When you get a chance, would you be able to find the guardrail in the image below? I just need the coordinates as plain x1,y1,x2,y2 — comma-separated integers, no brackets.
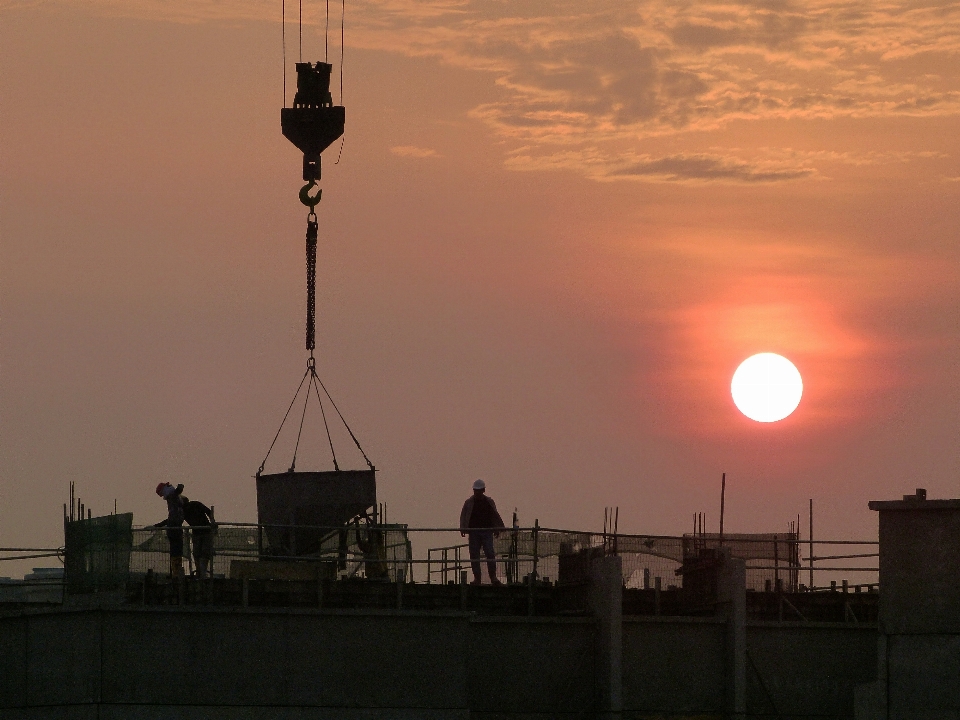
46,521,880,592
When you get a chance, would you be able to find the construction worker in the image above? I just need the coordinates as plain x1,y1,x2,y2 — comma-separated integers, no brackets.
152,482,185,579
459,479,505,586
181,496,216,579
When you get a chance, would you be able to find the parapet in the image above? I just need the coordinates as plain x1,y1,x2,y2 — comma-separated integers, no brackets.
869,488,960,633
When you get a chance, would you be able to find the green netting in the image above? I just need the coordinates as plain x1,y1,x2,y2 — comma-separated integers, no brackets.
477,530,800,590
126,524,411,582
64,513,133,593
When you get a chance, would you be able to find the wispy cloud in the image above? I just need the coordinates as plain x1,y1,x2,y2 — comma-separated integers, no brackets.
390,145,440,158
506,150,815,183
45,0,960,180
503,147,944,184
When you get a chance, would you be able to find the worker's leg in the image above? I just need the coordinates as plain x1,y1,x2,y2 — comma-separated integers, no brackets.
481,532,500,584
194,533,212,578
467,532,483,584
167,528,184,579
169,555,184,579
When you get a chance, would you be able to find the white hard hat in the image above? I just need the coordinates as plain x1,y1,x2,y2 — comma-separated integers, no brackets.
473,479,486,490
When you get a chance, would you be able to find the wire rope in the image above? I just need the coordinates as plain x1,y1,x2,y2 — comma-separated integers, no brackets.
299,0,302,62
257,366,311,476
315,375,373,469
290,372,313,472
325,0,330,62
282,0,286,106
335,0,345,164
311,371,340,470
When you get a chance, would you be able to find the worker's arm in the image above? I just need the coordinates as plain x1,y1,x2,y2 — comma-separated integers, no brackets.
206,504,218,533
488,497,506,535
459,499,472,537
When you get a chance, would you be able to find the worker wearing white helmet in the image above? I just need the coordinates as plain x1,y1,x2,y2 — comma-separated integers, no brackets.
459,479,505,586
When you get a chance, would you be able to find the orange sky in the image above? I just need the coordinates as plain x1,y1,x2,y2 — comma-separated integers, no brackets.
1,0,959,568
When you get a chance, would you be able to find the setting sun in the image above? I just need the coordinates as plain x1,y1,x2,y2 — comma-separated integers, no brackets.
731,353,803,423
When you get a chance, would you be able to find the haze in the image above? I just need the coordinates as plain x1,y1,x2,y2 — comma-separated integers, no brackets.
2,0,959,570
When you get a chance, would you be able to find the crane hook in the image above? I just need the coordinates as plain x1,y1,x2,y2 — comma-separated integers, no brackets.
299,180,322,210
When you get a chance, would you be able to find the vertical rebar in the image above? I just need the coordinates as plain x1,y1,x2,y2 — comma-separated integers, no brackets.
808,499,814,590
529,520,540,616
719,472,726,545
774,534,779,592
532,519,540,581
614,507,619,555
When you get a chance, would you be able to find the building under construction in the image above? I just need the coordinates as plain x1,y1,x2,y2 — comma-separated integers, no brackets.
0,488,958,718
2,6,957,718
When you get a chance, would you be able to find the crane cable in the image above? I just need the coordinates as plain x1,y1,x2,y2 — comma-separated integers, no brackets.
305,212,318,352
258,0,369,476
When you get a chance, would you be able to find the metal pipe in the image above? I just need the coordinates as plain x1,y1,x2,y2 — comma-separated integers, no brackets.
719,472,726,545
809,499,814,590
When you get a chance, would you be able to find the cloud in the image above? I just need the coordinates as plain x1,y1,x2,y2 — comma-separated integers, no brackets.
348,1,960,130
505,150,817,183
48,0,960,179
503,146,943,183
390,145,440,158
609,154,815,183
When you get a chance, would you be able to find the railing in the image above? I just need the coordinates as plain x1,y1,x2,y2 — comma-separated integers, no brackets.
48,522,880,593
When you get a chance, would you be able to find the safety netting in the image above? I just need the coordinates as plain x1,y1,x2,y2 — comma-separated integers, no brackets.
64,518,412,591
486,529,800,591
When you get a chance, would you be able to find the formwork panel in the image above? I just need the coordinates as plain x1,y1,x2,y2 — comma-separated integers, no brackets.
26,612,101,706
746,624,877,718
878,506,960,634
622,618,725,714
0,617,27,708
102,609,468,710
467,619,595,714
97,706,468,720
306,613,469,709
101,611,288,706
888,633,960,715
0,707,98,720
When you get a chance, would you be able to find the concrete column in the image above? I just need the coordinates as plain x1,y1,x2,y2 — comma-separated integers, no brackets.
588,554,622,719
717,551,746,719
862,493,960,719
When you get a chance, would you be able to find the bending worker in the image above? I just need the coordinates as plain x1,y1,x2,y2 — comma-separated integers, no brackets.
152,482,185,579
181,496,217,579
459,479,505,586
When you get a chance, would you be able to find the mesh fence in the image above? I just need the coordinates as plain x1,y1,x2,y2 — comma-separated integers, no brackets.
64,514,133,593
427,529,802,591
128,524,412,582
64,516,833,595
65,519,412,591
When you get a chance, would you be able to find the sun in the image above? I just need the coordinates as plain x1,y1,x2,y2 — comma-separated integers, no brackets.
731,353,803,423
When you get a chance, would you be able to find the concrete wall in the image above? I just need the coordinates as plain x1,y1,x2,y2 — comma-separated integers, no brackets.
861,496,960,719
622,617,725,716
0,608,596,720
0,605,878,720
875,503,960,635
747,622,877,718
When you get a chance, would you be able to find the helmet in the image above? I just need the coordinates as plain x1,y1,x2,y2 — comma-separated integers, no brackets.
473,479,485,491
155,483,167,496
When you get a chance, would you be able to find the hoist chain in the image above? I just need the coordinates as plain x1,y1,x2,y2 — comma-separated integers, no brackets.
305,213,318,351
